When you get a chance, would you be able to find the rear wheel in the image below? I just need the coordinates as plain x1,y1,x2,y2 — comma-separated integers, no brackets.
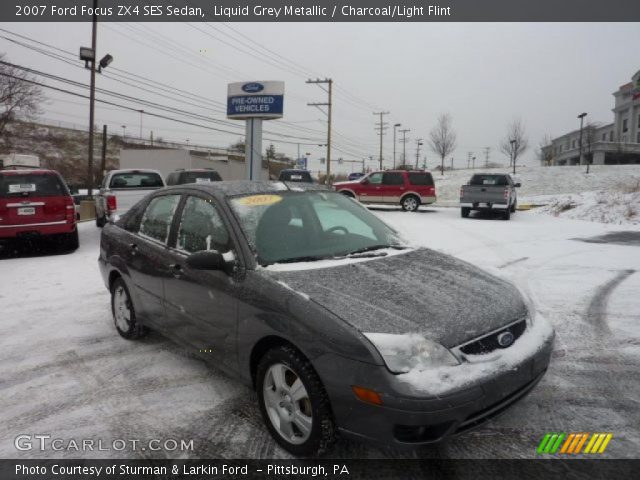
461,207,470,218
510,200,517,213
401,195,420,212
95,212,106,227
111,278,147,340
64,229,79,251
257,345,336,456
339,190,355,198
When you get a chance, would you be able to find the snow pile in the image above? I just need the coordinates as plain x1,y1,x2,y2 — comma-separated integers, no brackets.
531,182,640,225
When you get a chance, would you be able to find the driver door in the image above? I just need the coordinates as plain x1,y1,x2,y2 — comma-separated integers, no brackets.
163,194,239,370
358,172,383,203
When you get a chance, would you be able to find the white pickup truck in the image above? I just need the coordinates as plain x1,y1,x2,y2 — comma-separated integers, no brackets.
95,169,165,227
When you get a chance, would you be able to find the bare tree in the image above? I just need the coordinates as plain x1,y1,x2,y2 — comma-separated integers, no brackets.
500,119,529,166
0,54,44,148
428,113,457,175
538,134,554,166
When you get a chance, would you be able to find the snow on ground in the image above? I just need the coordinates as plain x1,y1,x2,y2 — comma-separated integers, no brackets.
1,208,639,460
433,164,640,225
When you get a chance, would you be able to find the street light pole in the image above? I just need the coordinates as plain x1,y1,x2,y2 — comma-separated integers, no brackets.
86,0,98,198
393,123,401,168
578,112,587,168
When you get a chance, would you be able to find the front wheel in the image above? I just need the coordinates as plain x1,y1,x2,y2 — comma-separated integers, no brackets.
502,208,511,220
257,346,336,456
461,207,470,218
401,195,420,212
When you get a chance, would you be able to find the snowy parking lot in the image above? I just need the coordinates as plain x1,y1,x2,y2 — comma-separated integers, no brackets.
1,207,639,459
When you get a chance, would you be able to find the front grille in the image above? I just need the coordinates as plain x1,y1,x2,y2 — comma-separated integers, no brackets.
459,319,526,355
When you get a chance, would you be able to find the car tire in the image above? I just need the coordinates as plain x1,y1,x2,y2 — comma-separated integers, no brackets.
339,190,355,198
111,277,147,340
502,209,511,220
256,345,336,456
401,195,420,212
510,200,517,213
96,213,106,228
64,229,79,251
461,207,470,218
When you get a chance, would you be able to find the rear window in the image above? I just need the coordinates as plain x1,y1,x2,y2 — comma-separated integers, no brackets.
408,172,434,186
0,173,68,197
179,171,222,184
280,171,312,182
109,172,164,189
469,175,509,186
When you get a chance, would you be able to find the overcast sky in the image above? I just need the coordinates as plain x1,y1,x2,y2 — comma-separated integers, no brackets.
1,22,639,174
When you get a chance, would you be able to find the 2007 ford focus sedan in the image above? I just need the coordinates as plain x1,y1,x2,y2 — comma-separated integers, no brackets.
98,181,554,456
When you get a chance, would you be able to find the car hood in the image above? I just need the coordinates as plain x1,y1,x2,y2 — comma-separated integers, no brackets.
265,248,527,348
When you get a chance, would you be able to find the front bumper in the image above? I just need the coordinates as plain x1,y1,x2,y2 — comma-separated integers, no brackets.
315,318,554,447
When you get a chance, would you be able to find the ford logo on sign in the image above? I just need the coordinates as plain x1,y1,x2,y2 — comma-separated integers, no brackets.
242,83,264,93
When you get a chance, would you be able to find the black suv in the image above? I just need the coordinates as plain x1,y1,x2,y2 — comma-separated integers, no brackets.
166,169,222,186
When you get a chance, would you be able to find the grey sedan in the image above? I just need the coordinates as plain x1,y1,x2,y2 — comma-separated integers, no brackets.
98,181,554,456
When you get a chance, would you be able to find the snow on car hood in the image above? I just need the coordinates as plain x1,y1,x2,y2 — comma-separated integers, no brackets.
266,248,528,348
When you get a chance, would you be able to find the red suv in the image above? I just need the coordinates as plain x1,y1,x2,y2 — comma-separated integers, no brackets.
0,169,78,250
333,170,436,211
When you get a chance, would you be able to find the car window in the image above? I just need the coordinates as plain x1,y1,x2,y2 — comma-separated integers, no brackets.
382,172,404,185
138,195,181,244
367,172,383,184
0,173,68,197
110,172,163,188
408,172,434,186
179,171,222,184
176,196,230,254
470,175,508,186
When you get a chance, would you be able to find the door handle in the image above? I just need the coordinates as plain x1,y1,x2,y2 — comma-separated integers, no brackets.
169,263,184,278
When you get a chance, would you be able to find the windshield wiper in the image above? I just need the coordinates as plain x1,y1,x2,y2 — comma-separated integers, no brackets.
345,244,408,257
265,254,332,266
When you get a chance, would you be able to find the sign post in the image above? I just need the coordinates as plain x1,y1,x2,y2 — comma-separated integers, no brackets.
227,81,284,181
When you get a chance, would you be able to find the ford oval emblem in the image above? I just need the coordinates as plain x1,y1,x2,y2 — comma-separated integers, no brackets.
497,331,515,348
242,82,264,93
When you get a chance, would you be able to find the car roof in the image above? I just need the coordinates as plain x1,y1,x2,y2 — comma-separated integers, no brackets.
110,169,162,174
281,169,310,173
162,180,329,199
0,169,58,175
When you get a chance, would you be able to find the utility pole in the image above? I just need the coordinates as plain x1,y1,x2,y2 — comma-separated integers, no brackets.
393,123,401,168
86,0,98,197
483,147,491,168
472,156,476,169
467,152,473,169
374,111,390,170
100,124,107,186
399,128,410,166
307,78,333,182
138,109,144,139
577,112,587,168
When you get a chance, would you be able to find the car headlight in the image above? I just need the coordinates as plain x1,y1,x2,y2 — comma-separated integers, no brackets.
363,333,460,374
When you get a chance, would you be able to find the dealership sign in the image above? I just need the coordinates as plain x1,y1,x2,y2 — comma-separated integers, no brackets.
227,81,284,119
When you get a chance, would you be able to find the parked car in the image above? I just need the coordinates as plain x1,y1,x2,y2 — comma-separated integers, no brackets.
166,168,222,186
460,173,520,220
333,170,436,211
0,169,78,250
347,172,366,181
98,181,554,456
278,169,314,183
95,169,165,227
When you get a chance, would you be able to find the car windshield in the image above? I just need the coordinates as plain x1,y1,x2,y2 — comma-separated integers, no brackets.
229,190,405,266
280,171,312,182
109,172,163,188
0,173,68,197
470,175,508,186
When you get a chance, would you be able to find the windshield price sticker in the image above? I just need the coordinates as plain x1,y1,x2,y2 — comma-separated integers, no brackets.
8,184,36,193
237,195,283,207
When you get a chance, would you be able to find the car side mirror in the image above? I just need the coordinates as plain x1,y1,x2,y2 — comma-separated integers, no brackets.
514,182,521,188
186,250,226,270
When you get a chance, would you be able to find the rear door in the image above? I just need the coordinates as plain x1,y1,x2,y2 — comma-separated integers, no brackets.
407,172,436,202
0,172,68,228
358,172,383,202
380,172,405,204
126,193,182,327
